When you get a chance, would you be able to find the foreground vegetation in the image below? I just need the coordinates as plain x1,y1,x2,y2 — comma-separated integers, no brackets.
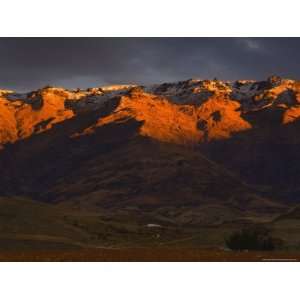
0,248,299,262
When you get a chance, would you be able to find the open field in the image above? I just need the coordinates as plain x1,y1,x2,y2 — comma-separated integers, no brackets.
1,248,300,262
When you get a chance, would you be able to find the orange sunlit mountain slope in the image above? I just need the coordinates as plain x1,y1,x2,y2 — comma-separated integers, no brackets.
1,76,300,251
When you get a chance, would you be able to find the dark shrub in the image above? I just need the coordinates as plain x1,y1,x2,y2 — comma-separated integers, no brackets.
225,226,277,251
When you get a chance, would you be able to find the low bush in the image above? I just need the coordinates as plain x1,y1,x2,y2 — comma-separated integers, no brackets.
225,226,278,251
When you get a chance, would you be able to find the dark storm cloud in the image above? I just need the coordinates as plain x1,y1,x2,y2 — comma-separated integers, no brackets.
0,37,300,91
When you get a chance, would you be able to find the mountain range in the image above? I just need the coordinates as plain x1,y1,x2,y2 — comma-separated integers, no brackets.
1,75,300,251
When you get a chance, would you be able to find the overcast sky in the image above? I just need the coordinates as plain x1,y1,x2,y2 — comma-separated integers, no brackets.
0,38,300,91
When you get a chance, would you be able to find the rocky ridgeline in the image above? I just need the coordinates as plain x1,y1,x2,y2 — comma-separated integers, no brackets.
1,76,300,147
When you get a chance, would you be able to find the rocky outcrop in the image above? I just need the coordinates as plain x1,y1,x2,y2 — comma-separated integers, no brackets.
1,77,300,148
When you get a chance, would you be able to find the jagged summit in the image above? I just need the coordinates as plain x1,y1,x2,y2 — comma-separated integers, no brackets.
0,76,300,147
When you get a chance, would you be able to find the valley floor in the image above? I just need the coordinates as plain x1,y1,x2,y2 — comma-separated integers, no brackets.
1,248,300,262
